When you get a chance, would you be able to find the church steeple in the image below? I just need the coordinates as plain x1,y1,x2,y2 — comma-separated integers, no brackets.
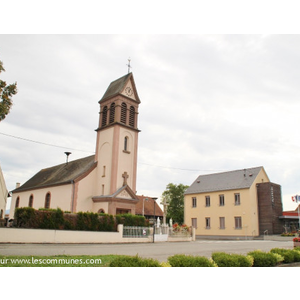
94,73,141,201
97,72,140,132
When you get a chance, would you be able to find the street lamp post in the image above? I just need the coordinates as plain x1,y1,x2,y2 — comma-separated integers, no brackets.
142,197,148,216
152,197,157,243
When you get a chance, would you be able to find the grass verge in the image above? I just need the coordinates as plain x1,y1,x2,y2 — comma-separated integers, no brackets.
0,255,119,267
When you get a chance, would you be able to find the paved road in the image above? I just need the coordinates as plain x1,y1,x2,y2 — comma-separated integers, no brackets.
0,240,294,262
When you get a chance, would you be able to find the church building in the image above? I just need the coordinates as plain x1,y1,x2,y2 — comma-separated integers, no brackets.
10,73,159,217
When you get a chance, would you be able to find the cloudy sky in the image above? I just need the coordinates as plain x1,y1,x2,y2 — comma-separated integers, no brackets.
1,34,300,212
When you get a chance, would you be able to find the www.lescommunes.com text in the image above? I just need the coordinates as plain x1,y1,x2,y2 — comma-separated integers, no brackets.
0,257,102,265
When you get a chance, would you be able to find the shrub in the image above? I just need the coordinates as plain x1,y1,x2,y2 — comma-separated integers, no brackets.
248,250,281,267
272,252,285,264
39,208,65,229
14,209,146,231
115,214,148,227
75,212,117,231
168,254,216,267
270,248,296,264
212,252,253,267
14,207,36,228
76,212,99,231
292,249,300,262
109,255,161,267
98,214,116,231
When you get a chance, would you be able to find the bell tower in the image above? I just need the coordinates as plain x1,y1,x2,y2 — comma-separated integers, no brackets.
93,73,141,214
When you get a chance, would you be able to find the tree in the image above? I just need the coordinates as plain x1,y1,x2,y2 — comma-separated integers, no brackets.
0,59,17,121
161,183,189,225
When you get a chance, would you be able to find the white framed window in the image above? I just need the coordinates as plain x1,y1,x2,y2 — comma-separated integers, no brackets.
205,217,211,229
234,193,240,205
219,194,225,206
205,196,210,207
192,218,197,229
192,197,197,208
219,217,225,229
235,217,242,229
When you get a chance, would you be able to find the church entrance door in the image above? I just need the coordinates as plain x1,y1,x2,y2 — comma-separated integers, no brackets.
116,209,131,214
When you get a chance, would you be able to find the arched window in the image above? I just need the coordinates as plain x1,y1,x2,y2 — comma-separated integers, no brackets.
109,102,115,124
28,195,34,207
15,197,20,208
101,106,108,127
129,106,135,127
98,209,105,214
121,102,127,124
45,193,51,209
124,136,128,151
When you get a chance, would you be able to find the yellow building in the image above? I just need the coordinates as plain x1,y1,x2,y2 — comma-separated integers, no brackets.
184,167,283,239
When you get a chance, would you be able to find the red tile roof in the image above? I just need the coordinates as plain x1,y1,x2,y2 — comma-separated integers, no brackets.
135,195,163,217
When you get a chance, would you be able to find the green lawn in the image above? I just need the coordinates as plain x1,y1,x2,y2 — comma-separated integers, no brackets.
0,255,120,267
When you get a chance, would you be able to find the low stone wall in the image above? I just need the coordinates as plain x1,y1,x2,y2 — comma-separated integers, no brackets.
0,224,151,244
167,227,196,242
0,226,195,244
168,236,193,242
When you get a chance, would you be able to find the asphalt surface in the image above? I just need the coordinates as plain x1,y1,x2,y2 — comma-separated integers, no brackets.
0,240,295,262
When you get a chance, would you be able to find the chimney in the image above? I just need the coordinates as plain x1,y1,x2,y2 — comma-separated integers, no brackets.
16,182,20,188
64,152,72,164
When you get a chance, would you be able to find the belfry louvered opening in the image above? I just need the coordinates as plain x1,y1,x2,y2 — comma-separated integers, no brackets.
101,106,108,127
109,103,115,124
129,106,135,127
121,102,127,124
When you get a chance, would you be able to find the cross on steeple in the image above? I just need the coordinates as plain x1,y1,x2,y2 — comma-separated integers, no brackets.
126,58,132,73
122,171,129,186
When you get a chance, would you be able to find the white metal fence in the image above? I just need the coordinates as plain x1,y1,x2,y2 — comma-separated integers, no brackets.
122,225,193,239
123,226,151,238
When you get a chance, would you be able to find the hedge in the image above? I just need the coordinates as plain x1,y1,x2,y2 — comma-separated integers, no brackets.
270,248,300,263
109,249,300,267
247,250,283,267
211,252,253,267
168,254,217,267
109,255,161,267
14,208,148,232
115,214,148,226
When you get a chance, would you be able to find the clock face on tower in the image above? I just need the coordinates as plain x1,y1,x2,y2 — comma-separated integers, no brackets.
125,86,133,97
